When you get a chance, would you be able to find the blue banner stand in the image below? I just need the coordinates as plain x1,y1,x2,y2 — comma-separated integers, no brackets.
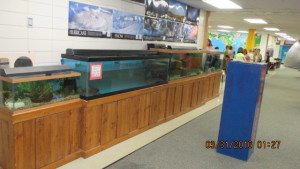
217,62,267,161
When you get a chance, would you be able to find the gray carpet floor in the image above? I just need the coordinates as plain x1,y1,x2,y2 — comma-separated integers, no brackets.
105,67,300,169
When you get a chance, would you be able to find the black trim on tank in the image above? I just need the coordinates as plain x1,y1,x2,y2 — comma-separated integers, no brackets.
80,81,167,101
61,49,170,62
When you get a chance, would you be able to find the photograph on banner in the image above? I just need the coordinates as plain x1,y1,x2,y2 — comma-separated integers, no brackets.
165,21,176,42
183,24,198,43
145,0,169,19
173,22,184,42
167,0,187,22
143,17,166,41
185,5,200,25
68,1,113,38
112,10,144,40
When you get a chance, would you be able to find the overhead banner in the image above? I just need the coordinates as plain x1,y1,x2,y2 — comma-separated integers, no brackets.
185,6,200,25
174,22,184,42
145,0,169,19
68,1,113,38
167,0,187,22
143,17,165,41
112,10,144,40
183,24,198,43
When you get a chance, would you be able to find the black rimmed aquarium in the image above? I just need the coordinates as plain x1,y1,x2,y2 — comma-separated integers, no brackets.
61,49,170,100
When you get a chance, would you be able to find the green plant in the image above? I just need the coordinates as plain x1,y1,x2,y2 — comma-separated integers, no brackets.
17,80,54,103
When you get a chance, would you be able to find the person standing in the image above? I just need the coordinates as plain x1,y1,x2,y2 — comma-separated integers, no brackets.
247,49,254,62
228,46,234,60
243,49,251,62
235,47,245,62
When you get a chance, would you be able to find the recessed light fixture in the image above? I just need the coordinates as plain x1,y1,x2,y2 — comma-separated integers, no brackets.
275,32,287,36
217,30,231,32
264,28,280,31
275,32,296,41
203,0,242,9
237,31,248,33
244,19,267,24
217,25,234,29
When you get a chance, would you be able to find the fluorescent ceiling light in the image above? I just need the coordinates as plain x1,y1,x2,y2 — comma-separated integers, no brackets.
244,19,267,24
237,31,248,33
264,27,280,31
218,25,234,29
217,30,230,32
203,0,242,9
275,32,287,36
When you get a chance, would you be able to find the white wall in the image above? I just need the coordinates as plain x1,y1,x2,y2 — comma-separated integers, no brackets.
0,0,206,66
259,33,268,59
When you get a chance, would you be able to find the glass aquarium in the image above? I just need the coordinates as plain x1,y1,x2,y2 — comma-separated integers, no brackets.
0,65,80,111
203,52,223,73
61,49,169,100
165,52,205,80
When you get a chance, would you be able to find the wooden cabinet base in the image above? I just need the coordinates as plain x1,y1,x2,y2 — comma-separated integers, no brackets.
0,72,222,169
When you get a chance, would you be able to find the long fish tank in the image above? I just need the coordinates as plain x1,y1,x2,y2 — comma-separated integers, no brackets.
0,65,80,111
154,49,223,80
61,49,170,100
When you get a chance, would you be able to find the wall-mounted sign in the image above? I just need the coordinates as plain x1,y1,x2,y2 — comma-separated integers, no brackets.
183,24,198,43
185,6,200,25
68,1,113,38
167,0,187,23
145,0,169,19
112,10,144,40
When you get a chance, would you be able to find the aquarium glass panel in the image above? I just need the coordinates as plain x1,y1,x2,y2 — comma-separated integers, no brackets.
168,53,204,80
0,77,79,111
203,53,222,73
62,58,169,99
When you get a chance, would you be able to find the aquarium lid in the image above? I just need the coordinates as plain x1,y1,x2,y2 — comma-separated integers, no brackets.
0,62,9,65
61,49,169,62
0,65,74,77
0,65,80,83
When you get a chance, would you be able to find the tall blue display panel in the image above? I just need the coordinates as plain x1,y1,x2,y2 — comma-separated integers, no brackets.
217,62,267,161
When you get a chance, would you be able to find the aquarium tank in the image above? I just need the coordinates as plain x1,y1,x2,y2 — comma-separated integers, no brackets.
203,52,223,73
165,52,205,80
61,49,170,100
0,65,80,111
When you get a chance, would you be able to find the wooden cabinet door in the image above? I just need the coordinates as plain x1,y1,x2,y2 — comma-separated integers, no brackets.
101,102,118,145
181,83,193,112
36,110,81,168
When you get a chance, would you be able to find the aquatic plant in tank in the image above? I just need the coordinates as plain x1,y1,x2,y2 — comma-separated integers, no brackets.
17,80,54,103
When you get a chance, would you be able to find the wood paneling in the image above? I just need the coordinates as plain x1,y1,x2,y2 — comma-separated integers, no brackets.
149,89,167,125
208,76,215,99
101,102,118,145
197,79,204,105
0,119,14,169
181,83,193,112
202,77,209,101
174,85,183,115
36,109,81,168
191,81,199,107
117,98,135,138
166,87,176,118
137,94,151,129
213,74,221,97
158,89,167,121
14,120,36,169
81,106,101,150
149,91,160,125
